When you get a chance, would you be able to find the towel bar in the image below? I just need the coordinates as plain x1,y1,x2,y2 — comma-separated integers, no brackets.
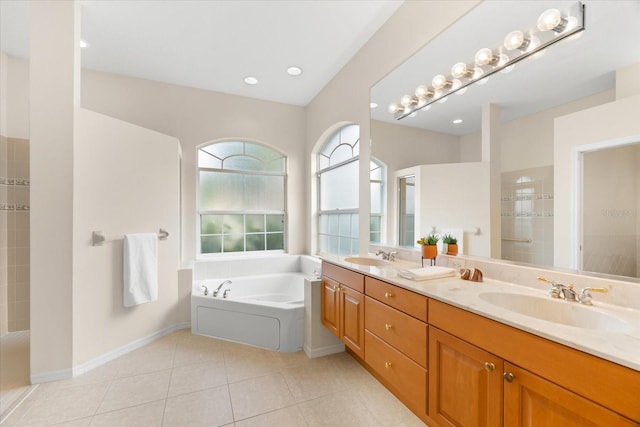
92,228,169,246
501,237,532,243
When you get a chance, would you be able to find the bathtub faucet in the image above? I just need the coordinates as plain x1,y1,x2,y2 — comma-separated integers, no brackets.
213,280,232,297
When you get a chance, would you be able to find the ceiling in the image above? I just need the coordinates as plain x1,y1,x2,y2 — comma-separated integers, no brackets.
0,0,403,106
370,0,640,136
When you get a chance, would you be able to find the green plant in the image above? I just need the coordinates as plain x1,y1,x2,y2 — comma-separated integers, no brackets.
442,234,457,245
417,233,439,246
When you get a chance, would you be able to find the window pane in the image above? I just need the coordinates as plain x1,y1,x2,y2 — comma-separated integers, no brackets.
328,236,339,254
351,238,359,255
200,171,244,211
319,214,328,234
225,156,263,171
246,215,264,232
198,150,222,169
266,215,284,232
330,144,353,166
245,143,284,166
224,214,244,235
201,214,222,234
224,234,244,252
340,125,359,146
371,182,382,214
267,233,284,250
320,132,340,158
244,175,285,211
201,141,243,160
201,236,222,254
350,214,359,238
320,160,359,210
246,234,265,251
370,216,381,243
339,214,351,237
328,214,339,235
265,157,285,173
319,234,328,253
318,154,330,170
339,237,351,255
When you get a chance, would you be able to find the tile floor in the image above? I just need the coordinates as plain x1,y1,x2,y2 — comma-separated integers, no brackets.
0,331,33,421
1,329,425,426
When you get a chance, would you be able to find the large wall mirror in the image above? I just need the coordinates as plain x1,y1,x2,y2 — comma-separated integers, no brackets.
370,0,640,281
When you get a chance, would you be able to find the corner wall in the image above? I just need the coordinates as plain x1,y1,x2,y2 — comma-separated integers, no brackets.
72,107,181,366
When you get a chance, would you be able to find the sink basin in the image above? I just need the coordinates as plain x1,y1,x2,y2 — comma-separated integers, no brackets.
479,292,631,333
344,256,389,267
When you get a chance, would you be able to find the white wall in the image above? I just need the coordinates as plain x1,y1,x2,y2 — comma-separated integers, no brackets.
81,70,307,262
0,52,7,137
73,107,181,366
6,56,29,140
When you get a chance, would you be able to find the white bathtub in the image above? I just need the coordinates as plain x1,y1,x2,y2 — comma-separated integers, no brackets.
191,255,321,352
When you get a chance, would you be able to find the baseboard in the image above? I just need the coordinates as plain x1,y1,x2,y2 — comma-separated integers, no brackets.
30,322,191,384
303,342,345,358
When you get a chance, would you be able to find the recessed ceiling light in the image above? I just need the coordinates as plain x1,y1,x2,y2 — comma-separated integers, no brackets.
370,102,378,109
452,118,463,124
244,76,258,85
80,40,89,48
287,66,303,76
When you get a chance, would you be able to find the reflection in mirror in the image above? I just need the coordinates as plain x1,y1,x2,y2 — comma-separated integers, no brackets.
369,1,640,281
581,143,640,278
398,175,415,247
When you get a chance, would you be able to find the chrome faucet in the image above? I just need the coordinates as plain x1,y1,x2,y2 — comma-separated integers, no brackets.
577,287,608,305
201,285,209,296
376,250,397,261
222,288,231,298
213,280,232,297
538,277,577,301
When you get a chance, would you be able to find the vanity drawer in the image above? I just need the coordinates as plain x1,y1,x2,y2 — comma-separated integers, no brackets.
322,262,364,293
365,330,427,415
365,296,427,368
365,277,427,321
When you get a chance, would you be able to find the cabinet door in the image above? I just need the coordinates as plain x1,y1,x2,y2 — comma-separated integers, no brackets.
429,326,503,427
503,362,639,427
321,276,339,337
340,284,365,359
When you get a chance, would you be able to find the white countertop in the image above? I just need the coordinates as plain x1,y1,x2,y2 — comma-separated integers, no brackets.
321,254,640,371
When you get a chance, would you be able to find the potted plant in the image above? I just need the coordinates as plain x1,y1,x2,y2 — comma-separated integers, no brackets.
442,234,458,255
417,233,439,259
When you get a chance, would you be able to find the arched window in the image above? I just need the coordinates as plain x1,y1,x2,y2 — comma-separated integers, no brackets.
317,125,360,255
198,141,286,254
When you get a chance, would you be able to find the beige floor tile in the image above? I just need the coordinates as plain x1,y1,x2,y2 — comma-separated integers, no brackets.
228,373,296,421
113,347,176,378
281,358,346,403
97,370,171,414
52,417,93,426
16,382,109,426
168,361,228,397
353,379,424,426
223,351,280,384
298,390,382,427
234,405,308,427
162,385,233,427
173,334,224,367
89,399,165,427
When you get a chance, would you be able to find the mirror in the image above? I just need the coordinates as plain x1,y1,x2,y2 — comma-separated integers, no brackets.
370,0,640,280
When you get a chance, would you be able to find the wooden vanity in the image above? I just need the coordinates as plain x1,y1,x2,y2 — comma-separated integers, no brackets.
321,260,640,426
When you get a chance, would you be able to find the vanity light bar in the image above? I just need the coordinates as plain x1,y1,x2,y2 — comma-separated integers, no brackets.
389,2,585,120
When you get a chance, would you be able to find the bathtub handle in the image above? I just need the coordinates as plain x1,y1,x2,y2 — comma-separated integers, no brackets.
201,285,209,296
223,289,231,298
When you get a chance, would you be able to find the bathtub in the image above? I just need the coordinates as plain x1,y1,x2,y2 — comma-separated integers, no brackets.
191,255,321,352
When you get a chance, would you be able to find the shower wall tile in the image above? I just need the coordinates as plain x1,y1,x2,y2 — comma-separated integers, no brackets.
3,138,29,332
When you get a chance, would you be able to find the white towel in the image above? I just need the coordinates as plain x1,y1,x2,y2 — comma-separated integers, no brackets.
397,266,456,281
123,233,158,307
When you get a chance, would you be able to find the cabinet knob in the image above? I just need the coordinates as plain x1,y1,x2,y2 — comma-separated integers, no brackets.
484,362,495,372
385,361,392,369
385,323,393,331
503,372,515,383
384,292,393,298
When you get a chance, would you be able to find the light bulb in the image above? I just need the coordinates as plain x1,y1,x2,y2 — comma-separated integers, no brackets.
451,62,473,79
415,85,433,99
400,94,416,108
417,97,427,108
432,74,451,90
497,54,510,68
388,103,401,114
504,30,529,51
451,79,462,91
501,64,515,74
537,8,567,32
475,48,498,66
472,67,484,80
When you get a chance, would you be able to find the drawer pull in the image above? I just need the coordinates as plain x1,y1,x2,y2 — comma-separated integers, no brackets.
385,361,392,369
484,362,495,372
503,372,515,383
385,323,393,331
384,292,393,298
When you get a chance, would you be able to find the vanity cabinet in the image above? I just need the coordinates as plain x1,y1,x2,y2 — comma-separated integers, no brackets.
321,262,365,359
429,327,502,427
364,276,428,418
430,299,640,427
